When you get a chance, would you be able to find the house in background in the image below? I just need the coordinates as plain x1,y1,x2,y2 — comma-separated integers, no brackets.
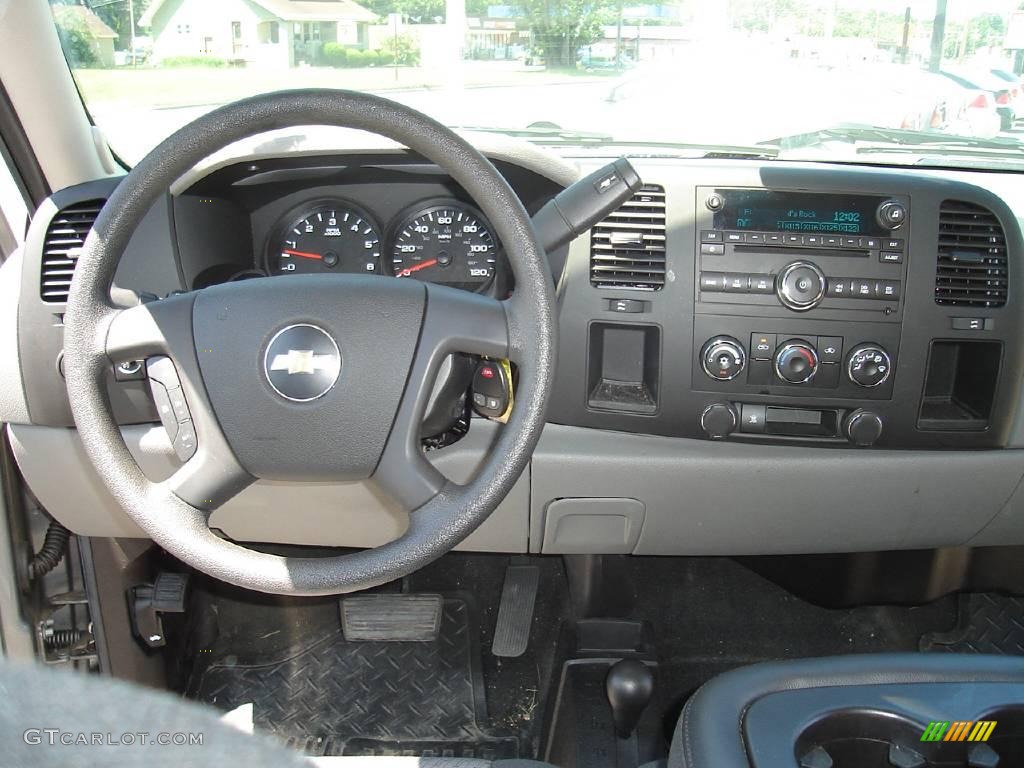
139,0,378,67
51,4,118,68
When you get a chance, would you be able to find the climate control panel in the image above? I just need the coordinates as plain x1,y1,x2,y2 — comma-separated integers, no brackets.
692,316,900,401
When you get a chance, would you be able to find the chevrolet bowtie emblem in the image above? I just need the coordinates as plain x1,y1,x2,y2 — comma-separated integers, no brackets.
269,349,338,375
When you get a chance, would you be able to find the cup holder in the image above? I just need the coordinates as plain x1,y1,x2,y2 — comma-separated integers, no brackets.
795,706,1024,768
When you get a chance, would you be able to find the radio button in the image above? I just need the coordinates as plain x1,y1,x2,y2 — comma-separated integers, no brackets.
785,234,803,245
699,272,727,291
880,250,903,264
700,230,722,243
766,233,783,244
701,243,725,255
851,279,875,298
879,280,900,299
725,232,744,243
750,333,777,360
864,238,881,249
724,274,750,292
805,235,822,246
844,237,862,248
884,238,904,250
777,261,827,310
749,275,774,294
824,236,841,247
746,232,764,243
827,278,851,297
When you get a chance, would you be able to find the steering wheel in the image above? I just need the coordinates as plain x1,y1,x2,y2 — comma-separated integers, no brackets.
62,90,556,595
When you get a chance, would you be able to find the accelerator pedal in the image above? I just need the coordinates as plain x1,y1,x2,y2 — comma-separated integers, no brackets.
341,594,442,642
491,564,540,657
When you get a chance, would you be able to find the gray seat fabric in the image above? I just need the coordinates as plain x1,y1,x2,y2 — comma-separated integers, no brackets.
670,653,1024,768
0,658,554,768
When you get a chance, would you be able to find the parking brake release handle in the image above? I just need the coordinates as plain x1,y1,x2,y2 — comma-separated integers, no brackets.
531,158,643,258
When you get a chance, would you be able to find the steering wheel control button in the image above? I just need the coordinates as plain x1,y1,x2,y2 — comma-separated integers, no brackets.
173,420,198,461
777,261,826,311
774,340,819,384
263,324,341,402
847,344,892,388
472,360,511,419
700,403,737,440
877,200,907,229
701,336,746,381
739,403,767,434
149,381,179,443
750,333,776,361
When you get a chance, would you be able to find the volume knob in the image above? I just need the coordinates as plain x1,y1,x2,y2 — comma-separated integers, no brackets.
776,261,826,311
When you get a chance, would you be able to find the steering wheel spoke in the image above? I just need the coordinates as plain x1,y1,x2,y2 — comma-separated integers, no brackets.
371,286,510,511
104,293,193,361
162,440,253,512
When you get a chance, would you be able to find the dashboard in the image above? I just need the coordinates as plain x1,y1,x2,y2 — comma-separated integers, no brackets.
6,139,1024,558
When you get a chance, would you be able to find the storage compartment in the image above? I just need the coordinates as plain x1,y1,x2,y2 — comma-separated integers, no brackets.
586,322,660,414
918,340,1002,431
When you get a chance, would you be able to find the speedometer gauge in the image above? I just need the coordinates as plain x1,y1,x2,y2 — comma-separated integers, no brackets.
268,201,381,276
391,203,497,292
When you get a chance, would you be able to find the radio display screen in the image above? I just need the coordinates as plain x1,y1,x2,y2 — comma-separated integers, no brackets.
713,190,888,236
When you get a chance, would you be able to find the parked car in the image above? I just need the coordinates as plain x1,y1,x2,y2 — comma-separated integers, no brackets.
990,67,1024,122
939,67,1016,130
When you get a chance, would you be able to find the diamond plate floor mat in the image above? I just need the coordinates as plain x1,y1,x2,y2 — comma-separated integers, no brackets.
921,593,1024,655
190,597,519,758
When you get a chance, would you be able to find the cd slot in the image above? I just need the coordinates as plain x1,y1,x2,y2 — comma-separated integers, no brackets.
733,245,870,258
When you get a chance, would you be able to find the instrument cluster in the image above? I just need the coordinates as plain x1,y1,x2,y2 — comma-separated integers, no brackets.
260,197,501,294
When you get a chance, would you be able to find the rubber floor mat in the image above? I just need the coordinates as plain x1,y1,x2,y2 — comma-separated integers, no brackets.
191,597,518,758
921,593,1024,655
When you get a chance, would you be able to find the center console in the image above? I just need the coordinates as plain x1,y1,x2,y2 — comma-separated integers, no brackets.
693,187,907,445
550,163,1024,452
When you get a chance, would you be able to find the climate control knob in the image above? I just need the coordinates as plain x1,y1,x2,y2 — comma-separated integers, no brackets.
776,261,826,311
847,344,892,388
701,336,746,381
774,340,819,384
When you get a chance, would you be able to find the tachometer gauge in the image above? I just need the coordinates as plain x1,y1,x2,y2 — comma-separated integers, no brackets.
391,203,497,292
268,202,381,276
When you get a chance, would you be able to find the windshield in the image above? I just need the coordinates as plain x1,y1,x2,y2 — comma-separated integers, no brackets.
49,0,1024,169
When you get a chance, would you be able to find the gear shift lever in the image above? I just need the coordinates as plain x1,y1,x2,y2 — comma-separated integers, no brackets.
605,659,654,739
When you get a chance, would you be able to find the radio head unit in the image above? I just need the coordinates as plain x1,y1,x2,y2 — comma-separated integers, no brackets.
709,189,898,236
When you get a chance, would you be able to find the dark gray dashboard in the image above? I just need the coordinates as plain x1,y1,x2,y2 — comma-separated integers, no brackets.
5,146,1024,557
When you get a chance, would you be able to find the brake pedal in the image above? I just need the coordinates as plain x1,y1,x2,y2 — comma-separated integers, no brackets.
341,594,442,642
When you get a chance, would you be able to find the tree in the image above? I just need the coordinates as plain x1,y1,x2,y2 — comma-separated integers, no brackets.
517,0,618,68
53,8,99,67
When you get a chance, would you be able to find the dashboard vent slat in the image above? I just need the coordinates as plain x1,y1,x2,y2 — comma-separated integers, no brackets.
39,200,104,303
590,185,666,291
935,200,1008,309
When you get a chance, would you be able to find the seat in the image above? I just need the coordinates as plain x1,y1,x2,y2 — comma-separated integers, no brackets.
0,658,555,768
670,653,1024,768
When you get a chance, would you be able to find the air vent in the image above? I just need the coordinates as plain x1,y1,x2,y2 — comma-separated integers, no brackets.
590,184,666,290
935,200,1008,308
40,199,104,303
